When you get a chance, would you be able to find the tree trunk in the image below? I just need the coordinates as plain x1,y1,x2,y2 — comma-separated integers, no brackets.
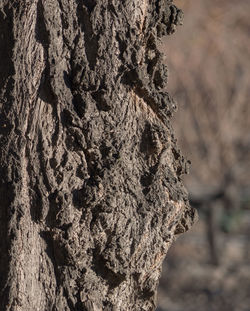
206,203,219,266
0,1,197,310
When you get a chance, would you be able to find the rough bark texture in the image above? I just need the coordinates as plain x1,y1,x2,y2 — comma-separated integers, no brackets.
0,1,197,310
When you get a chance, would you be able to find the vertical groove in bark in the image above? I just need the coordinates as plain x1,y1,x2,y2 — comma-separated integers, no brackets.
0,0,197,310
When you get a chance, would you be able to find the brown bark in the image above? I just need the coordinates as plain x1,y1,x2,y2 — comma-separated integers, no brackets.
0,0,197,310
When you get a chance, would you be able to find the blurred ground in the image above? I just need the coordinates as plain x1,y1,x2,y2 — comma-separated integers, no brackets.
158,210,250,311
158,0,250,310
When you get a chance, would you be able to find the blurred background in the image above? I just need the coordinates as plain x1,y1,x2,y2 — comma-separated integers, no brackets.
158,0,250,310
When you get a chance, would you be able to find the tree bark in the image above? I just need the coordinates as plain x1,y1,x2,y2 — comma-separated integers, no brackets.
0,0,197,310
